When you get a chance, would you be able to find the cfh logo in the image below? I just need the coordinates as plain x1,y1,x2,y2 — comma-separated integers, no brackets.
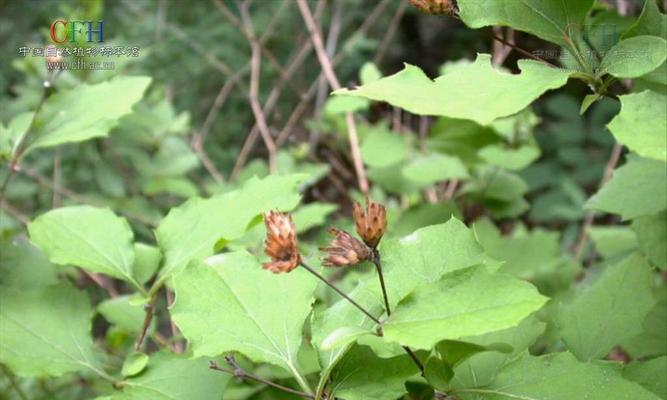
49,20,104,43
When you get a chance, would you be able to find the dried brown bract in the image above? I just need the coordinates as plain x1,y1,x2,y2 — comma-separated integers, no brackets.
353,199,387,249
321,228,372,267
262,211,300,273
408,0,456,16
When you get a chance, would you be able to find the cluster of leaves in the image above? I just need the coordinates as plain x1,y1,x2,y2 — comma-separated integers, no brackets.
1,0,666,399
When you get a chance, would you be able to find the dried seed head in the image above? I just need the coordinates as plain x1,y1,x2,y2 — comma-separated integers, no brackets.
321,228,372,267
262,211,300,273
353,198,387,249
409,0,456,16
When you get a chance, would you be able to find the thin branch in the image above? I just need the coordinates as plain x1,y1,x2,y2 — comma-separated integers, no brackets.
274,80,318,146
374,0,408,65
492,27,515,66
453,14,555,67
297,0,340,88
155,0,167,41
403,346,425,375
0,200,30,224
299,260,381,324
213,0,302,98
371,250,425,376
444,179,459,200
52,149,61,207
135,292,159,351
239,1,278,172
194,71,242,146
297,0,369,193
574,143,623,261
0,80,51,203
371,251,391,317
488,29,554,66
210,356,315,399
310,0,343,151
1,364,28,400
82,270,118,298
233,0,389,174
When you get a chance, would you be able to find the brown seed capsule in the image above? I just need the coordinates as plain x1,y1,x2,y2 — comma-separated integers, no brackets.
408,0,456,16
262,211,300,273
321,228,372,267
353,199,387,249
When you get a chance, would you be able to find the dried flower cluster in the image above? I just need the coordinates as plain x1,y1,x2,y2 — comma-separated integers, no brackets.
353,199,387,249
262,199,387,272
262,211,300,273
408,0,457,16
321,228,371,267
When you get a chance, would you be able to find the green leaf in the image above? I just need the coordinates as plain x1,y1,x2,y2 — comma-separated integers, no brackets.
632,211,667,270
558,253,656,361
360,128,409,167
473,220,580,294
580,93,602,115
98,295,151,333
292,202,338,233
392,202,459,238
424,340,512,390
622,0,666,87
608,91,667,161
132,243,161,285
121,352,149,377
585,156,667,219
456,352,661,400
155,174,303,285
451,316,546,389
623,0,667,40
312,219,489,390
589,226,638,259
0,284,106,378
313,218,489,347
328,345,417,400
321,326,374,351
0,112,32,161
113,353,229,400
171,251,317,387
623,356,667,399
464,167,529,203
25,76,151,154
28,206,138,287
360,62,382,84
383,267,547,350
599,36,667,78
402,153,469,185
334,55,571,125
478,144,540,171
458,0,595,48
0,236,58,289
622,289,667,359
324,96,368,115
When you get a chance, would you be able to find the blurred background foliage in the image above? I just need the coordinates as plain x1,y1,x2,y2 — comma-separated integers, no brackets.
0,0,664,398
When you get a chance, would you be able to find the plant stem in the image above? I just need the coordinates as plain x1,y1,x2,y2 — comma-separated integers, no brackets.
371,250,391,317
1,364,28,400
402,346,425,375
299,261,381,325
135,292,159,350
574,142,623,261
210,357,315,399
0,80,52,204
370,250,426,376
